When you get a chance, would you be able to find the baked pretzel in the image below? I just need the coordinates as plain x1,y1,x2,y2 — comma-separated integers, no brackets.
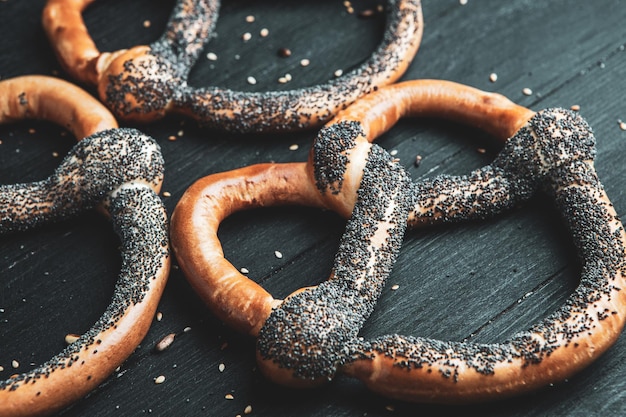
0,76,169,417
42,0,423,132
171,79,626,402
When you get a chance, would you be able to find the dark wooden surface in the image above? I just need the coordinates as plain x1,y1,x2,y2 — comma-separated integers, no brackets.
2,1,626,416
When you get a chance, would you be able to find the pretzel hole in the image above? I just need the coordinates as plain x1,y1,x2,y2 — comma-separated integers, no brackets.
187,0,385,90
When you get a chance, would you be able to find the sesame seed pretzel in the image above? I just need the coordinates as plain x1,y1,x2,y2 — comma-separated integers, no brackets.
171,79,626,402
42,0,423,133
0,76,169,417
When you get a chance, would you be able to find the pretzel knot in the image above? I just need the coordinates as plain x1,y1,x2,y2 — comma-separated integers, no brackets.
43,0,423,132
0,76,170,417
171,80,626,402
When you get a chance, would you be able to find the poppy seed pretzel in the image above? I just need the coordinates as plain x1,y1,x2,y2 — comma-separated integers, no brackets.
0,76,169,417
43,0,424,133
172,79,626,402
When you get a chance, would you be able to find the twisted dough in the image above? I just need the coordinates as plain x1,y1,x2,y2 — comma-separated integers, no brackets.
171,80,626,402
0,76,169,417
43,0,423,132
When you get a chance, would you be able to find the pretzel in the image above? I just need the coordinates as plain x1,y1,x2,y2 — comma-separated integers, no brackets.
42,0,424,132
171,79,626,402
0,76,169,417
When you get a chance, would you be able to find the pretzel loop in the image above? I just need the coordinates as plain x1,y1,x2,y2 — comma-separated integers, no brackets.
0,76,169,417
171,80,626,403
43,0,424,132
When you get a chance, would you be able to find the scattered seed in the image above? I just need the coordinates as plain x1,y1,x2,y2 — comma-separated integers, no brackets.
522,87,533,96
52,151,59,157
260,28,269,37
489,72,498,83
390,149,398,156
240,267,249,274
143,20,151,28
300,58,310,67
377,4,384,12
284,73,292,81
414,155,422,167
245,15,255,23
155,333,176,352
65,334,80,344
242,32,252,41
358,9,375,18
183,326,192,333
343,1,351,6
220,342,229,350
391,284,400,290
156,312,163,322
278,76,289,84
162,191,171,198
346,6,354,13
225,394,234,400
154,375,166,384
244,405,253,414
0,366,4,372
620,121,626,131
277,47,292,58
218,363,225,372
247,76,257,85
477,148,486,154
289,144,299,151
334,69,343,77
385,404,395,412
177,130,184,137
274,250,283,259
12,360,19,369
167,135,177,141
206,52,218,61
459,0,468,4
28,128,36,134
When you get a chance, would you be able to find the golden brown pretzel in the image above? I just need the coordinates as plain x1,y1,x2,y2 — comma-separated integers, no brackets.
172,79,626,402
42,0,424,133
0,76,169,416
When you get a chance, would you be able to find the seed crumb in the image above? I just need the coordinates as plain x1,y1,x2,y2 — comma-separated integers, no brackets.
277,47,292,58
183,327,192,333
242,32,252,42
247,76,257,85
489,72,498,83
218,363,225,372
414,155,422,167
168,135,177,141
155,333,176,352
477,148,486,154
52,151,59,157
225,394,234,400
156,312,163,321
28,128,36,134
154,375,166,384
260,28,269,37
391,284,400,290
334,69,343,77
620,121,626,131
177,130,184,137
206,52,218,61
143,20,151,28
459,0,468,4
300,58,310,67
245,15,255,23
11,360,19,369
274,250,283,259
390,149,398,156
244,405,253,414
522,87,533,96
570,104,581,111
162,191,171,198
0,366,4,372
240,267,249,274
358,9,375,18
289,144,299,151
65,334,80,344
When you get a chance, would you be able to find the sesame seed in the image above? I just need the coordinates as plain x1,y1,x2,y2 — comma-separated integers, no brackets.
177,130,184,137
155,333,176,352
240,267,249,274
260,28,269,37
289,144,299,151
167,135,177,141
143,20,151,28
570,104,581,111
244,405,253,414
156,312,163,321
247,76,257,85
277,47,292,58
385,404,395,411
0,366,3,372
274,250,283,259
391,284,400,290
225,394,234,400
489,72,498,82
334,69,343,77
242,32,252,41
477,148,486,154
52,151,59,157
278,76,289,84
300,58,310,67
414,155,422,167
12,360,19,369
154,375,166,384
245,15,255,23
183,327,192,333
218,363,225,372
460,0,468,4
28,128,36,134
65,334,80,344
522,87,533,96
206,52,218,61
358,9,375,18
162,191,171,198
620,121,626,131
390,149,398,156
